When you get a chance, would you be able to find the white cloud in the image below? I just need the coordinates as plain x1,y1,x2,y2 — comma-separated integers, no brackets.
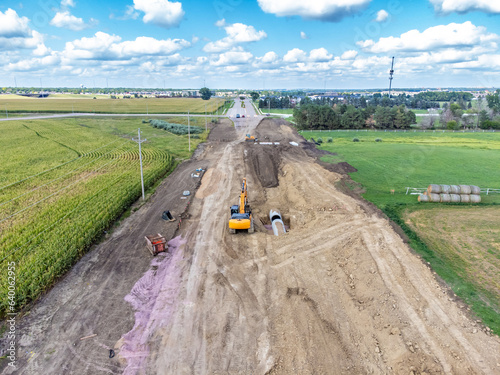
61,0,75,8
309,47,332,62
358,22,498,53
300,31,309,39
50,11,89,31
114,5,140,21
203,22,267,53
211,51,253,66
429,0,500,14
0,9,31,38
7,54,60,71
261,51,279,63
341,50,358,60
453,54,500,70
257,0,371,21
215,19,226,27
133,0,185,28
63,32,190,60
33,43,52,56
375,9,389,22
139,54,185,71
0,27,46,52
283,48,307,62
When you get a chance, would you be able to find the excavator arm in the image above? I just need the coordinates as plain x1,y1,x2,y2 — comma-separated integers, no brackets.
239,178,247,214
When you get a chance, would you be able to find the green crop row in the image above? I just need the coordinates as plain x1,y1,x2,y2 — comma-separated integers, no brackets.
0,118,180,316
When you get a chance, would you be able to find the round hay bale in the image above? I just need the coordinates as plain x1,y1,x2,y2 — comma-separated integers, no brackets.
450,194,461,203
440,194,451,203
470,185,481,195
459,185,471,194
429,193,441,202
450,185,460,194
470,195,481,203
460,194,471,203
418,194,430,202
440,185,451,194
427,184,441,194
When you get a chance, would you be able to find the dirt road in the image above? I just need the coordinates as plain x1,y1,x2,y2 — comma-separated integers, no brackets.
4,118,500,375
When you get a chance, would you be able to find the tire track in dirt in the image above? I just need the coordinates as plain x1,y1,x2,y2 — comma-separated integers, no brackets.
133,118,500,374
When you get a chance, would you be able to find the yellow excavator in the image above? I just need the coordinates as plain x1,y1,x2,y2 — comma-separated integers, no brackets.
228,178,254,234
245,134,256,142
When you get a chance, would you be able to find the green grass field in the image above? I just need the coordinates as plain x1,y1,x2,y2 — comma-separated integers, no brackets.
304,129,500,333
263,108,294,114
0,116,207,315
0,96,224,114
304,130,500,205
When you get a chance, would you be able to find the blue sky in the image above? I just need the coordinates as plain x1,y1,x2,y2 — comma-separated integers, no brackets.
1,0,499,89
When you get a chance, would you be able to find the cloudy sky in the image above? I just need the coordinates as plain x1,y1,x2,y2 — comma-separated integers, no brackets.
1,0,499,89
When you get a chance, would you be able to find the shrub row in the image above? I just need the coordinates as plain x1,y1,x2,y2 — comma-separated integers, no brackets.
150,119,203,135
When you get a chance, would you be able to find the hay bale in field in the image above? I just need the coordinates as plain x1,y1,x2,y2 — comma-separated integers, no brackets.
450,194,461,203
440,194,451,203
470,195,481,203
440,185,451,194
470,185,481,195
459,185,471,194
460,194,471,203
429,193,441,202
418,194,430,202
427,184,441,194
450,185,460,194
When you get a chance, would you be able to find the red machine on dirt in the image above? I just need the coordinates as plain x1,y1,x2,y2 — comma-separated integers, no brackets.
145,234,167,255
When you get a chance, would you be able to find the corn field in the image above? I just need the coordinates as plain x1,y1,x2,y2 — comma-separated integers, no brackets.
0,119,179,316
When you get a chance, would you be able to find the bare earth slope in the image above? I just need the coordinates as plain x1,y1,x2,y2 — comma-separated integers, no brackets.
4,118,500,375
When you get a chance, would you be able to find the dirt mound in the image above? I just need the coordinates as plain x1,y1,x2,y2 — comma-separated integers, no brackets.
208,120,237,142
254,118,303,144
323,161,358,174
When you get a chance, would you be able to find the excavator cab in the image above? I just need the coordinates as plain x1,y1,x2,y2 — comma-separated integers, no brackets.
228,179,254,234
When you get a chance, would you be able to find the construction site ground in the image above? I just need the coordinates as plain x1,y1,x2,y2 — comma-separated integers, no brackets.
3,115,500,375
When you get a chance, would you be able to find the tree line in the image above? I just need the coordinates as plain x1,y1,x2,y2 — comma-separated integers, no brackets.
293,103,416,130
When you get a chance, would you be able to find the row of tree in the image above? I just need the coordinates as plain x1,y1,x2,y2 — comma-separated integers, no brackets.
293,104,417,130
257,93,473,111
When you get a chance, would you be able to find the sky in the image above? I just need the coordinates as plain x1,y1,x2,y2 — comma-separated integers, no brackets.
0,0,499,89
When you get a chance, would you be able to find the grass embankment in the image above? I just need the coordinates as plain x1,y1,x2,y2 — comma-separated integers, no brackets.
0,97,222,114
306,130,500,333
0,117,207,315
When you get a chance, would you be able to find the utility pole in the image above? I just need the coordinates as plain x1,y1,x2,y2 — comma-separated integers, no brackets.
205,103,207,131
188,110,191,152
133,128,147,200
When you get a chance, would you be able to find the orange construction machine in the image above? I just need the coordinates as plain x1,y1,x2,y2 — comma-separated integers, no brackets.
228,178,254,234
